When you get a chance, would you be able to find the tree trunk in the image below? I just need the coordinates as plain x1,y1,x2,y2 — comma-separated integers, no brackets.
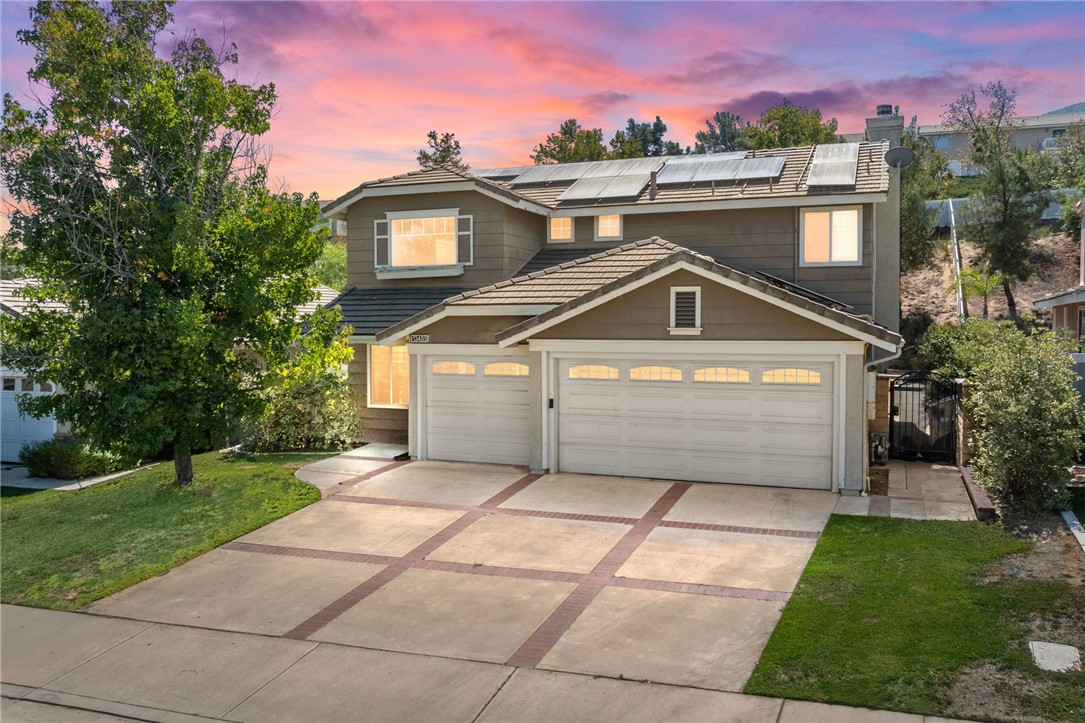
982,294,989,320
174,448,193,486
1001,279,1018,319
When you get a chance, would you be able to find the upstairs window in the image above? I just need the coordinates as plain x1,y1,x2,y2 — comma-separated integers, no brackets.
669,286,701,335
801,206,861,266
375,210,472,268
549,217,574,243
595,214,622,241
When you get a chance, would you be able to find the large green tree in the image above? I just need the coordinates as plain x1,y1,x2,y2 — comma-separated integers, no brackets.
416,130,469,172
694,111,750,154
899,119,952,273
530,118,609,164
0,0,326,484
944,82,1047,318
742,99,840,149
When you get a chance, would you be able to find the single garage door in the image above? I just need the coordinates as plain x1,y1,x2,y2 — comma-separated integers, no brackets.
2,375,57,462
425,357,532,465
557,359,834,489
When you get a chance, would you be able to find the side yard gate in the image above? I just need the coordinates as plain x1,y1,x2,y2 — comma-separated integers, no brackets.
889,371,959,462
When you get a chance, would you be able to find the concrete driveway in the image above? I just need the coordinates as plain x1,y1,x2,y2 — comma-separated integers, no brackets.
84,456,837,695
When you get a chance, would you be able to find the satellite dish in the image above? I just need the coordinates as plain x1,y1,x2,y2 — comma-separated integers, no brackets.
885,146,915,169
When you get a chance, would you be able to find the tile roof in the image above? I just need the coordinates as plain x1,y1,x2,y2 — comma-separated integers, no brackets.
326,286,471,337
327,142,891,217
0,278,68,317
374,238,901,349
1033,283,1085,305
296,285,341,319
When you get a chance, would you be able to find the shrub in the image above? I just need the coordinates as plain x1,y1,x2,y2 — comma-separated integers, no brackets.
19,439,124,480
933,320,1084,510
245,307,361,452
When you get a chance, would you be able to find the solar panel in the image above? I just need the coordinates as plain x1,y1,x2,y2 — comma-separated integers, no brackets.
733,156,786,180
556,174,651,201
664,151,747,164
471,166,532,179
807,143,859,186
510,163,590,184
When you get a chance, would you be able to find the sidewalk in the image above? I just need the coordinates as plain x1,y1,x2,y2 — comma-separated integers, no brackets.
1,605,963,723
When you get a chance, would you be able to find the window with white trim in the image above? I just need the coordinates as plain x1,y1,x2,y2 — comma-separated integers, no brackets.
568,364,619,380
629,365,683,382
694,367,750,383
761,367,822,385
800,206,861,266
549,217,573,243
669,286,701,335
432,361,476,375
368,345,409,408
374,209,472,268
484,362,530,377
595,214,622,241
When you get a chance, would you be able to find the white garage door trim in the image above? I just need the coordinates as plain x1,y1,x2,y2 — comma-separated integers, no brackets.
414,347,533,466
548,351,845,490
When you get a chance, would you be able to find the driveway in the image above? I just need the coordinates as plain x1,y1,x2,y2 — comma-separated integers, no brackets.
85,456,837,694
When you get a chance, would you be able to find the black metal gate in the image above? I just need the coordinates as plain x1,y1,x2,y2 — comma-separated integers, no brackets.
889,371,958,462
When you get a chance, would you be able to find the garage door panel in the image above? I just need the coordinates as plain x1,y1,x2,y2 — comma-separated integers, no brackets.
428,384,480,405
558,357,835,489
2,383,57,463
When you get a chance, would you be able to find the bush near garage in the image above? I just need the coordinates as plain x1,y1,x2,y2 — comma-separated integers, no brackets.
920,318,1084,510
245,307,360,452
18,439,125,480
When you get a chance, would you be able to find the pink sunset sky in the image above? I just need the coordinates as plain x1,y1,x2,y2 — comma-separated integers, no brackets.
1,0,1083,203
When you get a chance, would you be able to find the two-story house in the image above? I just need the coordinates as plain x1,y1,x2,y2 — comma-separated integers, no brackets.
322,118,904,495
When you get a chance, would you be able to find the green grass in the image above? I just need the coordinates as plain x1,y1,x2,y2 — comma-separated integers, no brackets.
1,450,330,610
745,515,1085,721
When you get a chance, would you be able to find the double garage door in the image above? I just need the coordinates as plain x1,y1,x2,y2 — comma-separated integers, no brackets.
1,375,57,462
423,355,835,489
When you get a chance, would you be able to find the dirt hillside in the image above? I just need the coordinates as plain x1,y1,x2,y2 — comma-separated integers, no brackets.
901,232,1080,325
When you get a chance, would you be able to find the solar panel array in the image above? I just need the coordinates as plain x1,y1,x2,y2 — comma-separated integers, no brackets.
806,143,859,186
654,154,784,184
556,173,653,201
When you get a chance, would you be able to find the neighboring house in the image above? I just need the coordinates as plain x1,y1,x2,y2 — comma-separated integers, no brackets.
321,113,905,494
1,278,68,461
0,280,341,463
918,107,1084,177
1034,203,1085,399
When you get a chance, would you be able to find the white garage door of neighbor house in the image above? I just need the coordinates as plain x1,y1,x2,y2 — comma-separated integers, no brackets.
557,359,834,489
1,376,57,463
425,357,532,466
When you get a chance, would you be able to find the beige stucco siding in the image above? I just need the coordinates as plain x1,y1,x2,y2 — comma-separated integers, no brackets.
532,270,854,342
346,191,545,290
349,343,408,437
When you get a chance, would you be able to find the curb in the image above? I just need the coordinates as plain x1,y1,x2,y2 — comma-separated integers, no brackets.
958,465,996,521
1061,509,1085,556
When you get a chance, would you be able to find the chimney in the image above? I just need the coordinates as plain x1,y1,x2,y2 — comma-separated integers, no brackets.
649,170,658,200
866,104,904,146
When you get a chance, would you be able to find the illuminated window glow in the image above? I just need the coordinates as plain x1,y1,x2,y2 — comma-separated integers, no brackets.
629,365,683,382
549,217,573,242
694,367,750,383
484,362,530,377
390,216,457,267
568,364,619,380
596,214,622,240
432,361,476,375
802,207,860,265
369,345,409,407
761,367,822,385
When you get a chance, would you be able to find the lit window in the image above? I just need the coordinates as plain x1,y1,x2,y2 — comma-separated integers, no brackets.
761,368,822,385
484,362,530,377
595,214,622,240
432,361,476,375
568,364,618,380
801,207,860,265
369,345,409,407
549,217,573,243
629,366,682,382
374,211,472,268
694,367,750,383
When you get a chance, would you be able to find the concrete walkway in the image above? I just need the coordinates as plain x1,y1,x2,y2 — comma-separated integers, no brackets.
834,461,975,521
1,604,959,723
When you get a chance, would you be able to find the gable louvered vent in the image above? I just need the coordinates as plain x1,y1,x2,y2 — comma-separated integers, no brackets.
673,290,698,328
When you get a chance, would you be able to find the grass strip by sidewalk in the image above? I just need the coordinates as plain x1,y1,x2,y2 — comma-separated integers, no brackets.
745,515,1085,721
1,450,330,610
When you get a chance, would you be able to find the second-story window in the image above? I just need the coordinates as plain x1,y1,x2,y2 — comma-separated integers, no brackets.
374,209,473,268
595,214,622,241
800,206,861,266
549,217,573,243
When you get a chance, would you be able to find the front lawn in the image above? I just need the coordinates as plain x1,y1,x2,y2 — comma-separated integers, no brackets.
1,451,329,610
746,515,1085,722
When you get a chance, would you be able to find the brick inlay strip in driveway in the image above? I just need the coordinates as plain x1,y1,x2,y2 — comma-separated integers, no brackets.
221,541,399,566
610,576,791,602
868,496,891,517
658,520,820,539
326,459,413,495
505,482,692,669
282,472,543,640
